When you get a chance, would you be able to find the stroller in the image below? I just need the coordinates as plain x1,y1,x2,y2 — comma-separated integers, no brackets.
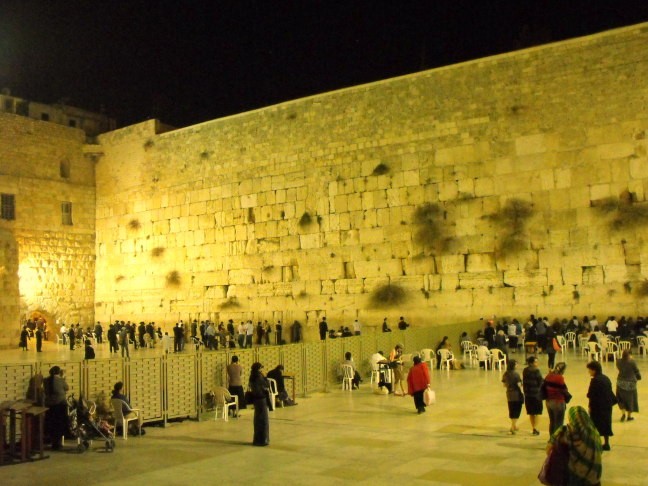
68,394,116,453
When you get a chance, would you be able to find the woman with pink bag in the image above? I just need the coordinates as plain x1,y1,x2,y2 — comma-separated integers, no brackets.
407,356,431,414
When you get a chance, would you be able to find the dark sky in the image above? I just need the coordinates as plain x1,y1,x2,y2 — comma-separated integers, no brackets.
2,0,647,128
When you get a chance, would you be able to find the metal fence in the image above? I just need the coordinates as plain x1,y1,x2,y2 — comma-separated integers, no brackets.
0,322,480,424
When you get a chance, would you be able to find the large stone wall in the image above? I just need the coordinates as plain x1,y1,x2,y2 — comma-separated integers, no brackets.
92,24,645,334
0,113,96,343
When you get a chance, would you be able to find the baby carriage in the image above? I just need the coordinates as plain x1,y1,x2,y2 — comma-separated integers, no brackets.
68,393,116,452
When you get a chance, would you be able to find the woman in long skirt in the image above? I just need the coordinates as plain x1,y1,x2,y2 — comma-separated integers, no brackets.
502,360,524,434
249,362,270,446
616,349,641,421
587,361,616,451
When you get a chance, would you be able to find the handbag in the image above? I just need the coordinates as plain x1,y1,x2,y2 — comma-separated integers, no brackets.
424,387,436,405
552,338,561,352
538,434,569,485
564,390,572,404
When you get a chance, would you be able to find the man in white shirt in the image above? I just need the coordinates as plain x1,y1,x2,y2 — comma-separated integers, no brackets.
352,319,361,336
606,316,619,336
370,351,392,392
60,324,68,344
245,320,254,348
161,332,173,353
589,315,598,332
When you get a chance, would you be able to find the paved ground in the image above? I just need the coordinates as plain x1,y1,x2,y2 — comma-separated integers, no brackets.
1,345,647,485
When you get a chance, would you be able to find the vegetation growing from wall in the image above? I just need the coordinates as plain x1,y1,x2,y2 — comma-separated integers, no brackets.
128,219,141,230
151,247,165,257
165,270,181,288
372,163,389,176
298,211,313,227
488,198,534,255
368,284,406,308
592,192,648,230
219,297,241,309
412,203,453,254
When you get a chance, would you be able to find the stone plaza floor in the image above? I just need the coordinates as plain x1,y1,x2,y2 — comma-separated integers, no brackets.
1,344,647,485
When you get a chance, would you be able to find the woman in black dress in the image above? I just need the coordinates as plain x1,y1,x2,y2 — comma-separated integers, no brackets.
502,359,524,434
249,362,270,446
586,360,616,451
522,356,543,435
44,366,70,450
19,326,29,350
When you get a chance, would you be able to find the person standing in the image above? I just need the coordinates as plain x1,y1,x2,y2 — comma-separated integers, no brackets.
264,321,272,345
256,322,264,345
616,349,641,422
43,366,69,450
291,320,302,343
35,326,43,352
68,326,76,351
173,323,182,352
249,362,270,446
237,322,246,348
19,326,29,351
502,360,524,434
352,319,361,336
95,321,103,344
544,362,570,436
546,324,558,370
407,356,430,414
138,322,146,348
587,360,616,451
227,356,246,410
245,320,254,348
522,356,543,435
390,344,405,396
120,327,130,358
319,317,328,341
546,406,602,486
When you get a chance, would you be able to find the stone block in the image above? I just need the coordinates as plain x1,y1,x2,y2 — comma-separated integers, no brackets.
466,253,496,272
503,269,547,287
438,254,465,274
515,134,546,155
458,271,502,289
598,143,634,160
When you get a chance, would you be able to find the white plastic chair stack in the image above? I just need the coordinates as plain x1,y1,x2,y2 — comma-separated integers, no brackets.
461,341,473,361
437,349,453,370
603,342,618,363
579,337,590,357
420,349,436,370
638,336,648,358
341,364,354,391
617,341,632,358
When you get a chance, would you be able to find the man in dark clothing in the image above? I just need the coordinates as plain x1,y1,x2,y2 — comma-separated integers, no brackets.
398,317,410,330
95,322,103,344
107,325,119,353
266,365,296,406
84,340,95,359
319,317,328,340
138,322,146,348
275,321,283,345
68,327,76,350
35,327,43,352
173,323,184,352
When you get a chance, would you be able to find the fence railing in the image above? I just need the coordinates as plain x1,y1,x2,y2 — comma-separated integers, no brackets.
0,321,481,423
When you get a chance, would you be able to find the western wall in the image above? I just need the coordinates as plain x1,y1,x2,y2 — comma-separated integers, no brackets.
92,23,648,339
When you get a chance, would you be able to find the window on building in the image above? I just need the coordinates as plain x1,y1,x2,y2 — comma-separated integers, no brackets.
41,112,49,121
1,194,16,220
60,159,70,179
68,119,77,128
61,202,73,225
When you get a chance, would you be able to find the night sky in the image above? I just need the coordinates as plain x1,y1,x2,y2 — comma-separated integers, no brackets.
2,0,647,128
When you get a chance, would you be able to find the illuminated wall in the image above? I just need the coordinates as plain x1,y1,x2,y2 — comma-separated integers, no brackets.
0,113,95,344
0,229,19,347
94,24,648,334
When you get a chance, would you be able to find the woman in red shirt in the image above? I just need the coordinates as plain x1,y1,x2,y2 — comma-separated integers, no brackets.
543,362,571,436
408,356,431,414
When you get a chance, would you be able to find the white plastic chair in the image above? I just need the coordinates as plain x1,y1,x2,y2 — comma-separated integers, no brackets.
617,341,632,357
437,349,453,370
213,386,238,421
267,378,279,411
490,348,507,370
111,398,142,440
461,341,473,361
56,334,64,346
341,364,354,391
420,349,437,370
564,332,577,350
476,346,491,369
579,337,590,356
603,342,618,363
587,342,602,362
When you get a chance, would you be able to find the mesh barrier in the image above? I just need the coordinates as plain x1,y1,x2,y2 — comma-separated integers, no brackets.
0,364,35,403
325,338,344,385
165,354,197,419
128,357,163,421
303,342,325,393
281,344,304,396
40,360,83,398
86,358,124,402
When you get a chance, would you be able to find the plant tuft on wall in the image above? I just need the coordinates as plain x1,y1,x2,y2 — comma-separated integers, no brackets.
128,219,141,230
372,163,389,176
151,247,165,257
368,284,406,308
635,280,648,298
412,202,454,253
143,139,154,150
115,275,125,283
592,191,648,230
219,297,241,309
166,270,181,288
298,212,313,227
489,198,534,255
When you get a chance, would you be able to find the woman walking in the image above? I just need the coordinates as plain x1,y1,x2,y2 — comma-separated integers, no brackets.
502,360,524,434
522,356,543,435
587,361,616,451
43,366,69,450
249,362,270,446
546,406,602,486
616,349,641,422
544,362,570,436
407,356,431,414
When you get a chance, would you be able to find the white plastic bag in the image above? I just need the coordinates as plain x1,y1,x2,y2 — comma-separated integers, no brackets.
424,387,436,405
